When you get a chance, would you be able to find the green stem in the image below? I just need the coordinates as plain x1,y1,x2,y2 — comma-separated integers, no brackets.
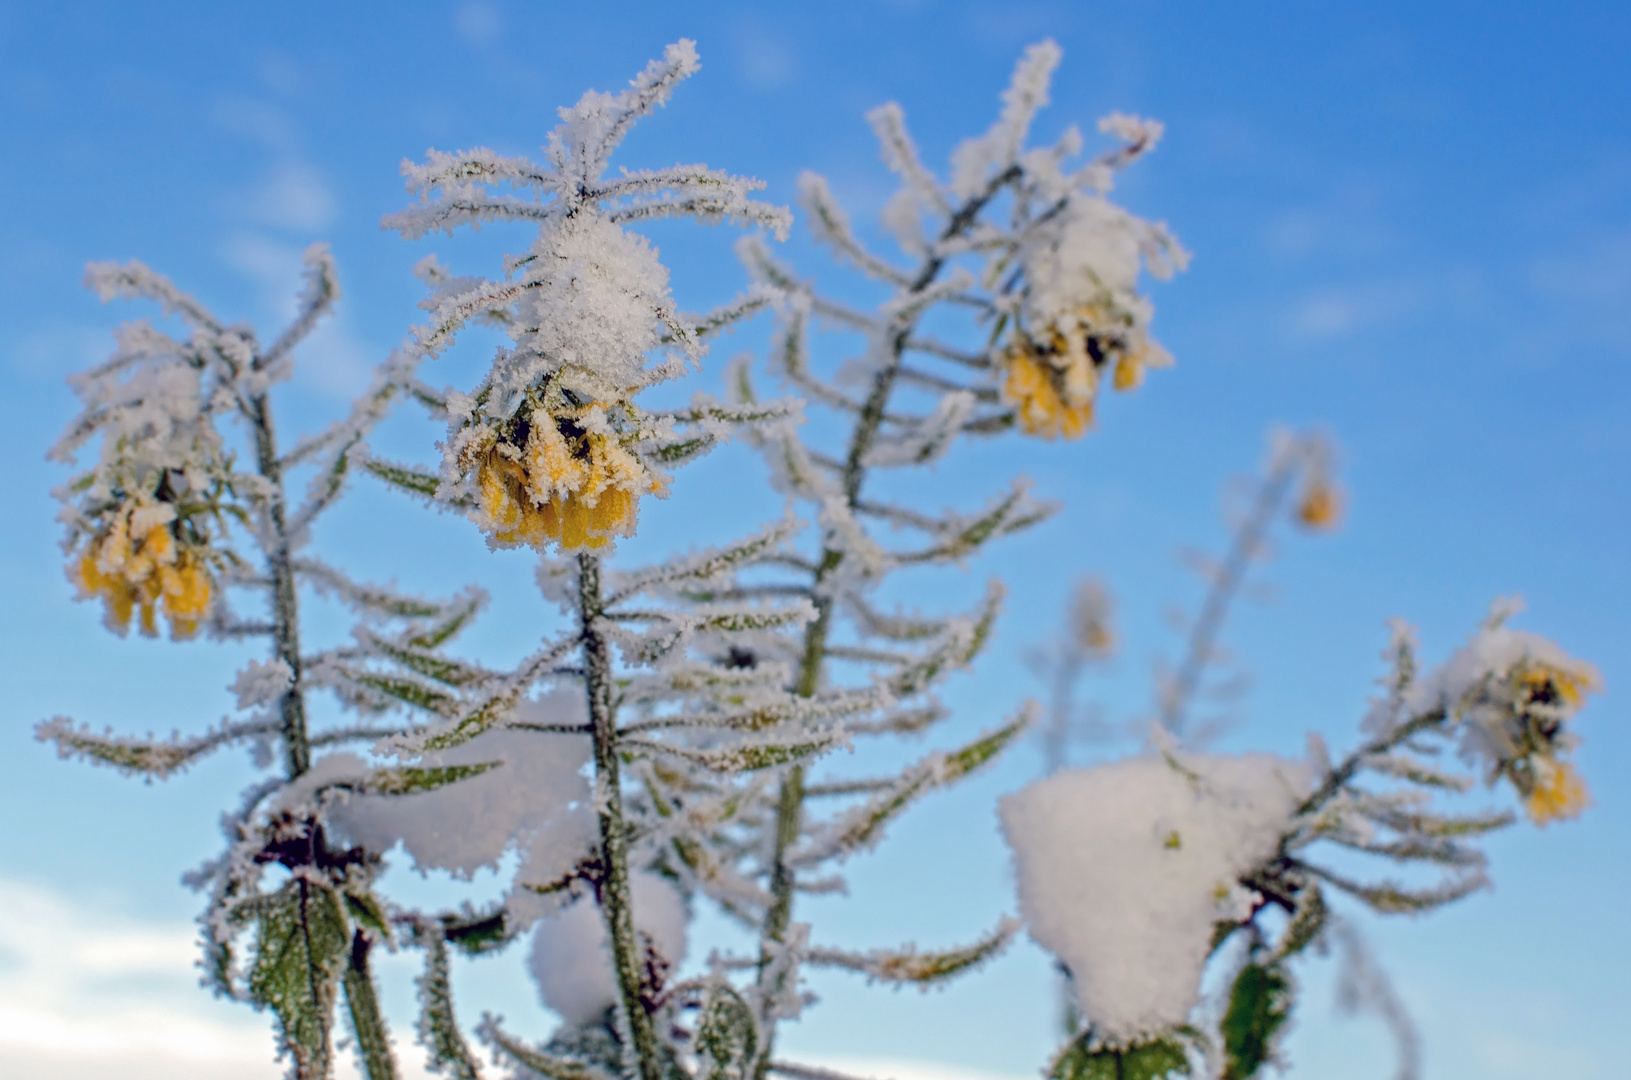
578,553,665,1080
343,932,399,1080
754,170,1022,1078
246,385,310,779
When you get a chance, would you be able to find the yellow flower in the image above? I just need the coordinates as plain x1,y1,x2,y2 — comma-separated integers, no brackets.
1524,758,1591,825
1112,351,1145,392
1295,480,1343,531
1002,344,1095,441
1002,305,1170,440
71,496,212,639
475,406,660,551
1515,660,1598,712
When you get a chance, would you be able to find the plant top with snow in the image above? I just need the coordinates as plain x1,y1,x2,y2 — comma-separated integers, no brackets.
383,40,790,553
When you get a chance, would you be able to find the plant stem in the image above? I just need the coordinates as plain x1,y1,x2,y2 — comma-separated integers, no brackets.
343,932,399,1080
248,358,399,1080
754,173,1020,1077
578,553,665,1080
246,385,311,779
1158,444,1301,736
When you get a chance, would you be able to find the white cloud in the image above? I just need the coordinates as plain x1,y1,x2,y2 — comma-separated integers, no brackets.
0,877,454,1080
735,25,799,90
455,1,502,46
244,160,339,232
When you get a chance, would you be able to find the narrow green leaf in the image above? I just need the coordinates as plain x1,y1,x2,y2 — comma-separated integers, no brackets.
417,934,481,1080
352,672,461,717
343,941,400,1080
370,637,496,688
807,916,1019,988
407,592,485,649
653,434,718,464
363,762,499,797
360,456,440,499
1220,962,1293,1080
1274,886,1327,960
485,1022,618,1080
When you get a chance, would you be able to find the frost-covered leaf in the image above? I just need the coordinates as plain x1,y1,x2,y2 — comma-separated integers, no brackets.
416,933,481,1080
696,982,759,1080
806,916,1020,987
800,707,1033,862
1220,962,1292,1080
360,762,500,797
246,878,350,1080
482,1018,617,1080
36,715,274,779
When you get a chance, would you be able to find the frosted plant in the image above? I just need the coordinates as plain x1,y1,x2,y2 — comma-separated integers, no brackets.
348,39,1185,1080
1001,607,1597,1078
37,248,510,1080
30,32,1600,1080
665,39,1190,1080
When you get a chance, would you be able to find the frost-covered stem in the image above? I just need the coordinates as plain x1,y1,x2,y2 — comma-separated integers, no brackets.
246,386,311,779
1159,450,1300,736
1295,707,1447,820
343,932,398,1080
755,171,1022,1076
578,554,664,1080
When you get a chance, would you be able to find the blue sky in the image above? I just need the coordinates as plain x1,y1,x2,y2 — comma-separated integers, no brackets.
2,3,1628,1078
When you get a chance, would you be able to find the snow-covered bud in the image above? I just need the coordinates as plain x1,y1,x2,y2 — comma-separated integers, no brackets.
998,196,1187,440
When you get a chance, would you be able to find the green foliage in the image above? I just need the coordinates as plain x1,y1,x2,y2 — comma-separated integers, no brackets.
343,952,400,1080
807,917,1020,987
247,878,351,1079
1220,963,1292,1080
417,934,482,1080
363,761,500,796
485,1022,619,1080
351,671,462,717
695,983,758,1080
360,455,441,500
1052,1036,1191,1080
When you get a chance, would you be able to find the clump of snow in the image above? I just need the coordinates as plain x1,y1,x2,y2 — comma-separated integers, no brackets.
490,212,673,422
230,659,294,710
529,871,689,1026
1017,194,1185,338
331,693,593,881
999,752,1311,1043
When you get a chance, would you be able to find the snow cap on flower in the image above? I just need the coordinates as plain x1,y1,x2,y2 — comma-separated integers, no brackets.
1000,752,1311,1043
388,42,789,554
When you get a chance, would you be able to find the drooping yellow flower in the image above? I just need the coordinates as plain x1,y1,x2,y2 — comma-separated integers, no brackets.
1295,480,1343,531
1002,343,1095,441
474,406,660,551
1515,659,1599,713
1523,758,1591,825
71,496,212,639
1001,305,1170,440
